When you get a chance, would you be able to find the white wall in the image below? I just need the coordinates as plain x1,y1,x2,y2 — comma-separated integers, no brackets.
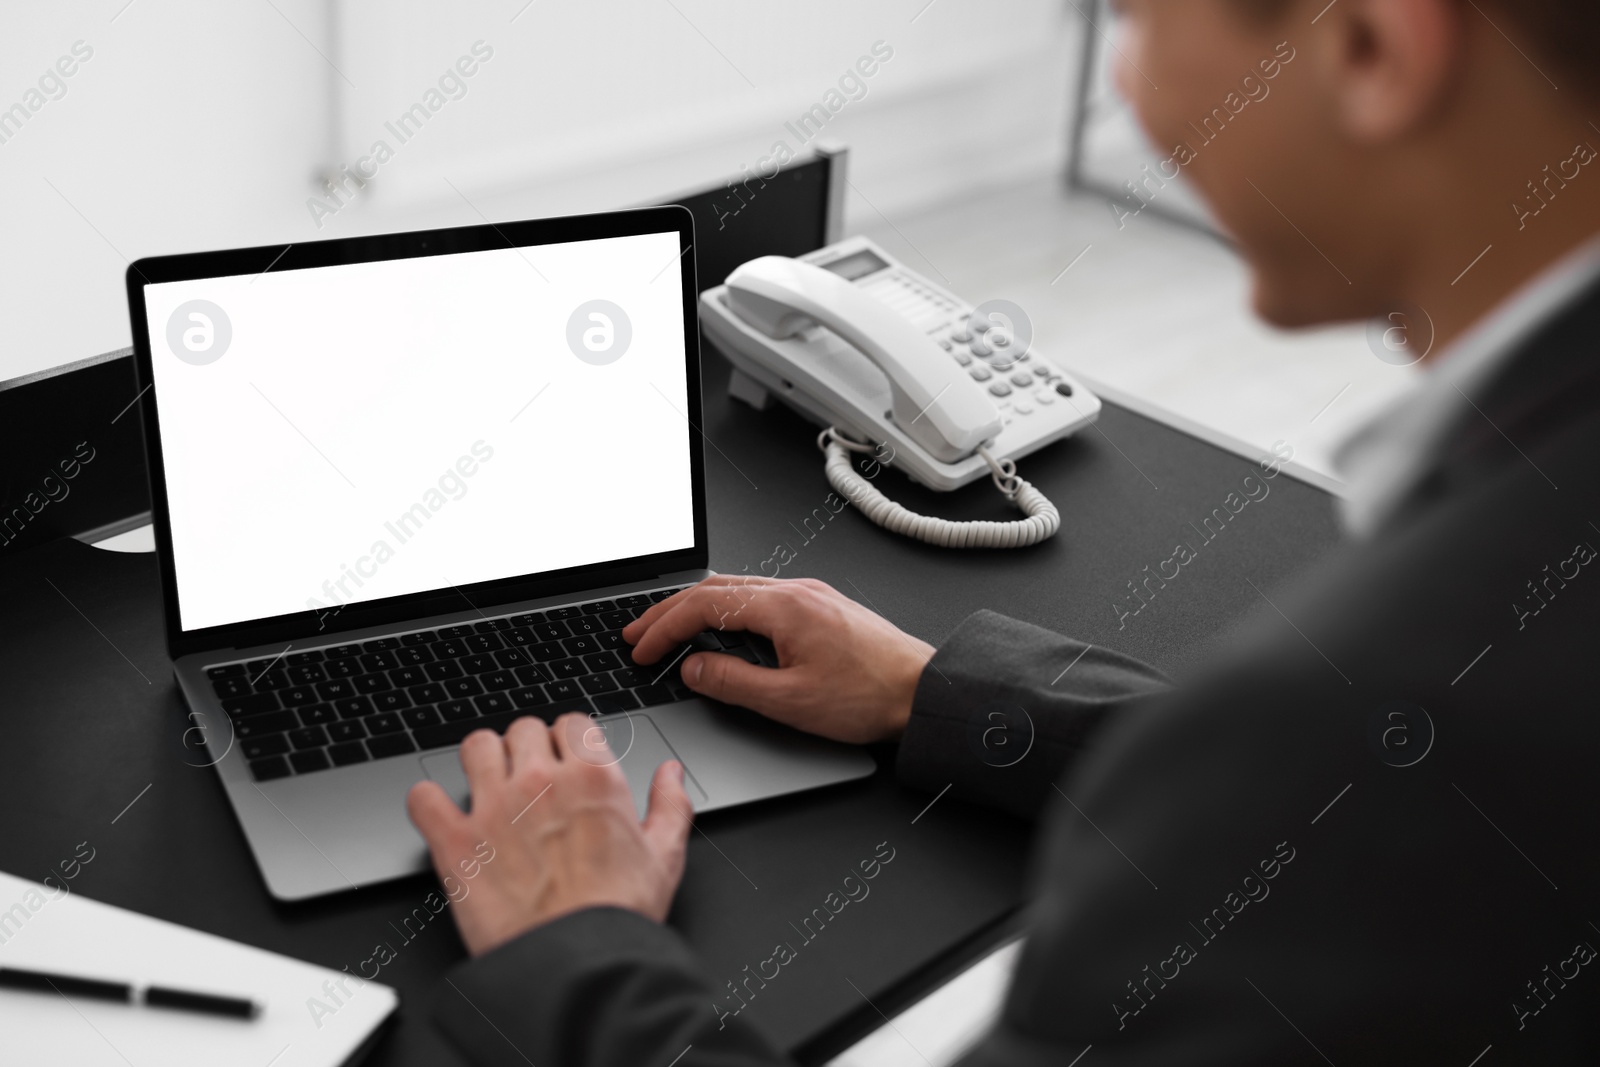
0,0,1081,384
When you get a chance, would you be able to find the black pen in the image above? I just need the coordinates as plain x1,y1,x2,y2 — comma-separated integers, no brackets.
0,967,260,1019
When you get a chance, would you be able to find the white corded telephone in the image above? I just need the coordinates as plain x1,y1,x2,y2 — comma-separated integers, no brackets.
698,236,1101,548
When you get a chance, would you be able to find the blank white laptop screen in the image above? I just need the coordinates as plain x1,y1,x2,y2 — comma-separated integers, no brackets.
142,230,696,633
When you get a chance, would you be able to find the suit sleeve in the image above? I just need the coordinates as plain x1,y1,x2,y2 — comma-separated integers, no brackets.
896,610,1171,820
432,907,793,1067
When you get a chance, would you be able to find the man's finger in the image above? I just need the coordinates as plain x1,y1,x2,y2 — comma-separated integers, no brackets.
505,716,554,777
681,650,794,712
459,728,509,797
549,711,617,770
622,576,780,646
406,779,467,852
642,760,693,863
627,581,785,665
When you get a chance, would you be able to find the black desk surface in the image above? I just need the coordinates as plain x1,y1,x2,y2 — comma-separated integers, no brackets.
0,353,1340,1064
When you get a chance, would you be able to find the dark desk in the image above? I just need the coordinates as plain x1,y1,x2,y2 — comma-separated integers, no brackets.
0,352,1340,1065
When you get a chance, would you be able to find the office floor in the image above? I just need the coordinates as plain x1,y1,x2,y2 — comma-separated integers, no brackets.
848,174,1420,486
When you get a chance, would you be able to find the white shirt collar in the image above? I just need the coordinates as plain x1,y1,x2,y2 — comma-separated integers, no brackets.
1333,235,1600,537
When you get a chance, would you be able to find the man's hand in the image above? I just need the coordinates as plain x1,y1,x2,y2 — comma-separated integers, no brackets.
406,713,693,958
623,576,936,744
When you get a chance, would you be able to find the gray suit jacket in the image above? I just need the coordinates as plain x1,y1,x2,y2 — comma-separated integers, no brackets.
431,282,1600,1065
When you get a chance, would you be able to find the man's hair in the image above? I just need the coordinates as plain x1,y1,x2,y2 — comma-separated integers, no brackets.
1235,0,1599,92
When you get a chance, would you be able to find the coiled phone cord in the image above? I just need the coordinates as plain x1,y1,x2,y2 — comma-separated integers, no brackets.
818,428,1061,549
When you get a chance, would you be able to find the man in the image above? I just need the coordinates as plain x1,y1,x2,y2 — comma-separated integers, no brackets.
410,0,1600,1061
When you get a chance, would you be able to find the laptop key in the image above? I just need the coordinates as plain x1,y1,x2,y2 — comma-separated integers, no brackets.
474,618,513,632
298,703,337,726
547,679,585,701
248,756,292,782
546,607,581,621
634,684,676,706
510,612,545,626
439,699,478,722
529,641,567,662
290,749,331,774
597,631,626,651
532,622,569,641
475,692,513,715
326,643,362,658
334,696,374,719
612,667,648,687
409,682,446,704
281,685,318,707
494,648,531,668
582,600,615,614
362,638,399,652
599,610,634,629
412,700,594,749
388,666,427,688
328,742,369,766
364,712,404,735
550,657,587,680
366,734,418,759
403,705,442,729
328,719,367,742
359,651,398,672
221,693,281,717
465,634,503,653
242,734,290,759
324,658,361,678
583,650,622,672
424,659,464,681
353,672,392,694
401,631,436,646
480,670,516,692
437,624,475,639
569,616,602,636
445,677,484,699
509,685,548,709
456,653,493,675
513,664,551,685
593,690,641,713
287,663,327,684
235,711,297,737
504,626,536,646
212,677,251,699
372,690,411,712
207,663,247,679
649,589,677,602
434,639,470,658
315,678,354,700
287,650,325,665
395,646,434,666
616,594,651,609
253,671,291,692
289,726,329,750
578,673,619,695
563,635,600,656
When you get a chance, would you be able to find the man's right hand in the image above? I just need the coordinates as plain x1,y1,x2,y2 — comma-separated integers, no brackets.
621,577,935,744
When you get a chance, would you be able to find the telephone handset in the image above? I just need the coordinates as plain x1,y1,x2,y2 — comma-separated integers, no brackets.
698,236,1101,548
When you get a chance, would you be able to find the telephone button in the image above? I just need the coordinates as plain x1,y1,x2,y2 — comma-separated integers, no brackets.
969,365,992,382
1014,401,1034,415
952,350,973,366
1054,381,1076,397
1034,388,1057,405
1033,365,1051,377
1010,372,1033,388
988,382,1013,397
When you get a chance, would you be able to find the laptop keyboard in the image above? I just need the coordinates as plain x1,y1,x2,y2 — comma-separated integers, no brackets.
202,586,771,783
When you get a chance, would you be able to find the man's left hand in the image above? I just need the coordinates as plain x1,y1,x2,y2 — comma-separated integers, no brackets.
406,713,694,957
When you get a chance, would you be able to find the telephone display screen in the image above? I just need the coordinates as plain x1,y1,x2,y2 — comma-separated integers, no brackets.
822,249,890,281
142,230,696,632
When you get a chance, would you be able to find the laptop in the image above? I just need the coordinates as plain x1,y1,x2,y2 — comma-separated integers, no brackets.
126,206,875,902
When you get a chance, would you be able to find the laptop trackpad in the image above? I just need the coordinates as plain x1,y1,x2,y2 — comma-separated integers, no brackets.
419,713,707,820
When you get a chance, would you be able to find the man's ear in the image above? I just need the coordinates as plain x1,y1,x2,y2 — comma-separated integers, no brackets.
1317,0,1464,142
